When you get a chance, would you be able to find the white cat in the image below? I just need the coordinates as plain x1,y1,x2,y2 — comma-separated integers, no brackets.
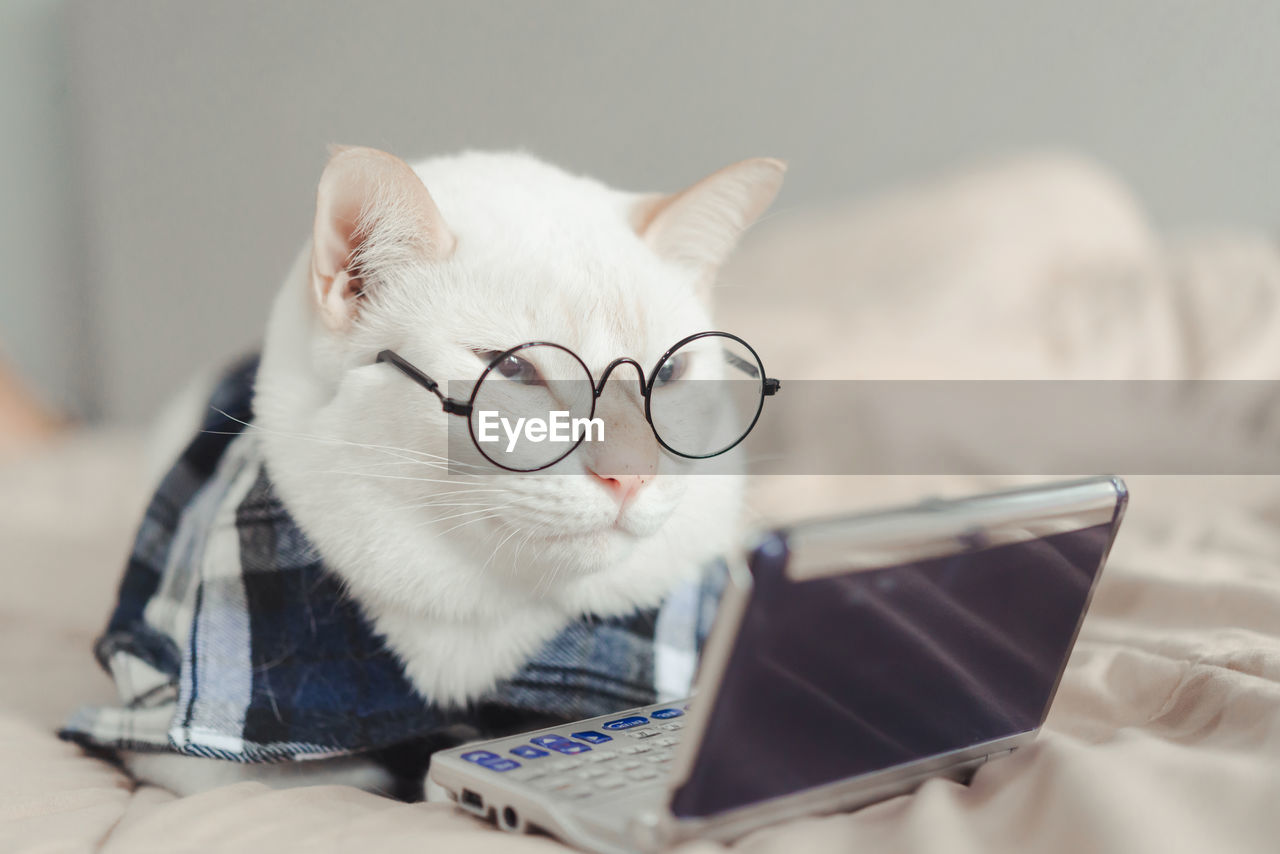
123,146,784,796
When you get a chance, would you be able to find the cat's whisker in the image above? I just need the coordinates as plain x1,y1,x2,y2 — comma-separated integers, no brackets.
208,407,492,472
433,512,507,537
353,486,511,505
429,506,513,524
547,550,571,593
406,503,523,529
226,428,462,473
202,419,487,480
331,453,492,474
399,495,491,512
481,523,524,573
401,501,531,524
504,522,545,573
305,469,487,488
306,465,502,492
511,526,538,569
402,502,501,511
533,541,573,597
400,492,541,511
329,458,454,473
530,559,551,596
311,454,491,478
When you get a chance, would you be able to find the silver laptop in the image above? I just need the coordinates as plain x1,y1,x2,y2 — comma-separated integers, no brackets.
429,476,1128,852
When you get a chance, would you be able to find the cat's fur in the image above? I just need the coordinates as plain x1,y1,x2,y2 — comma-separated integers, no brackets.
123,147,784,796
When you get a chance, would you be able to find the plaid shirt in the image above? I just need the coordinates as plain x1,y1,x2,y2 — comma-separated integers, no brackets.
60,355,725,791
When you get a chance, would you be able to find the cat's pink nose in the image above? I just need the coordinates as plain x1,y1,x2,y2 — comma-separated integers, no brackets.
588,470,649,506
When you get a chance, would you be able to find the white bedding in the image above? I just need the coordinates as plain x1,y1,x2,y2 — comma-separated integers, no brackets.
3,154,1277,853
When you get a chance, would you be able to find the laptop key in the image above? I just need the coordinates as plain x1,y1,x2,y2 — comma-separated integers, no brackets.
601,716,649,731
510,745,550,759
531,735,592,755
627,767,660,781
595,775,627,790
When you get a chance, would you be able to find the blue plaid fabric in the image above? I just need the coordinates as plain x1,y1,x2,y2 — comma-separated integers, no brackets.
60,355,726,786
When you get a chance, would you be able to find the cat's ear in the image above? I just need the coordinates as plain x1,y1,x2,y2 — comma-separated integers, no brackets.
632,158,785,288
311,146,455,330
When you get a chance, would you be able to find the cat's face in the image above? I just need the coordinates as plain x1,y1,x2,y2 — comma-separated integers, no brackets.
256,148,783,615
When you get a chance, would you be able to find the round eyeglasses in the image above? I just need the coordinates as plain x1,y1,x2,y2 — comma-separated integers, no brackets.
376,331,781,472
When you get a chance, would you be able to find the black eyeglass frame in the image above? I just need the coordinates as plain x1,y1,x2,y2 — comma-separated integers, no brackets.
376,330,781,472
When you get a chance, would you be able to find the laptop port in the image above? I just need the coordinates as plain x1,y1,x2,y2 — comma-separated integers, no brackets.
501,806,519,830
460,788,484,814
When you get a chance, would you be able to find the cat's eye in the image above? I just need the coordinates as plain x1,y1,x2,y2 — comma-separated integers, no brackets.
652,353,688,386
477,350,544,386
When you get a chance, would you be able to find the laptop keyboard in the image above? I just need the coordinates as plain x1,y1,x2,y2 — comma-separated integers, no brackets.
526,722,684,800
454,704,688,803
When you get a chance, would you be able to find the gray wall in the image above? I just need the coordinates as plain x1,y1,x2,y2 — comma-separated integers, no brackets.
1,0,85,415
4,1,1279,422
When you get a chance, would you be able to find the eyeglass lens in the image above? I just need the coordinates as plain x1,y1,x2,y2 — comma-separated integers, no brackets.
468,344,595,471
648,334,765,458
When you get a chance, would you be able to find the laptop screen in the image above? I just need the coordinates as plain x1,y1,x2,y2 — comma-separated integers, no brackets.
669,519,1118,818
